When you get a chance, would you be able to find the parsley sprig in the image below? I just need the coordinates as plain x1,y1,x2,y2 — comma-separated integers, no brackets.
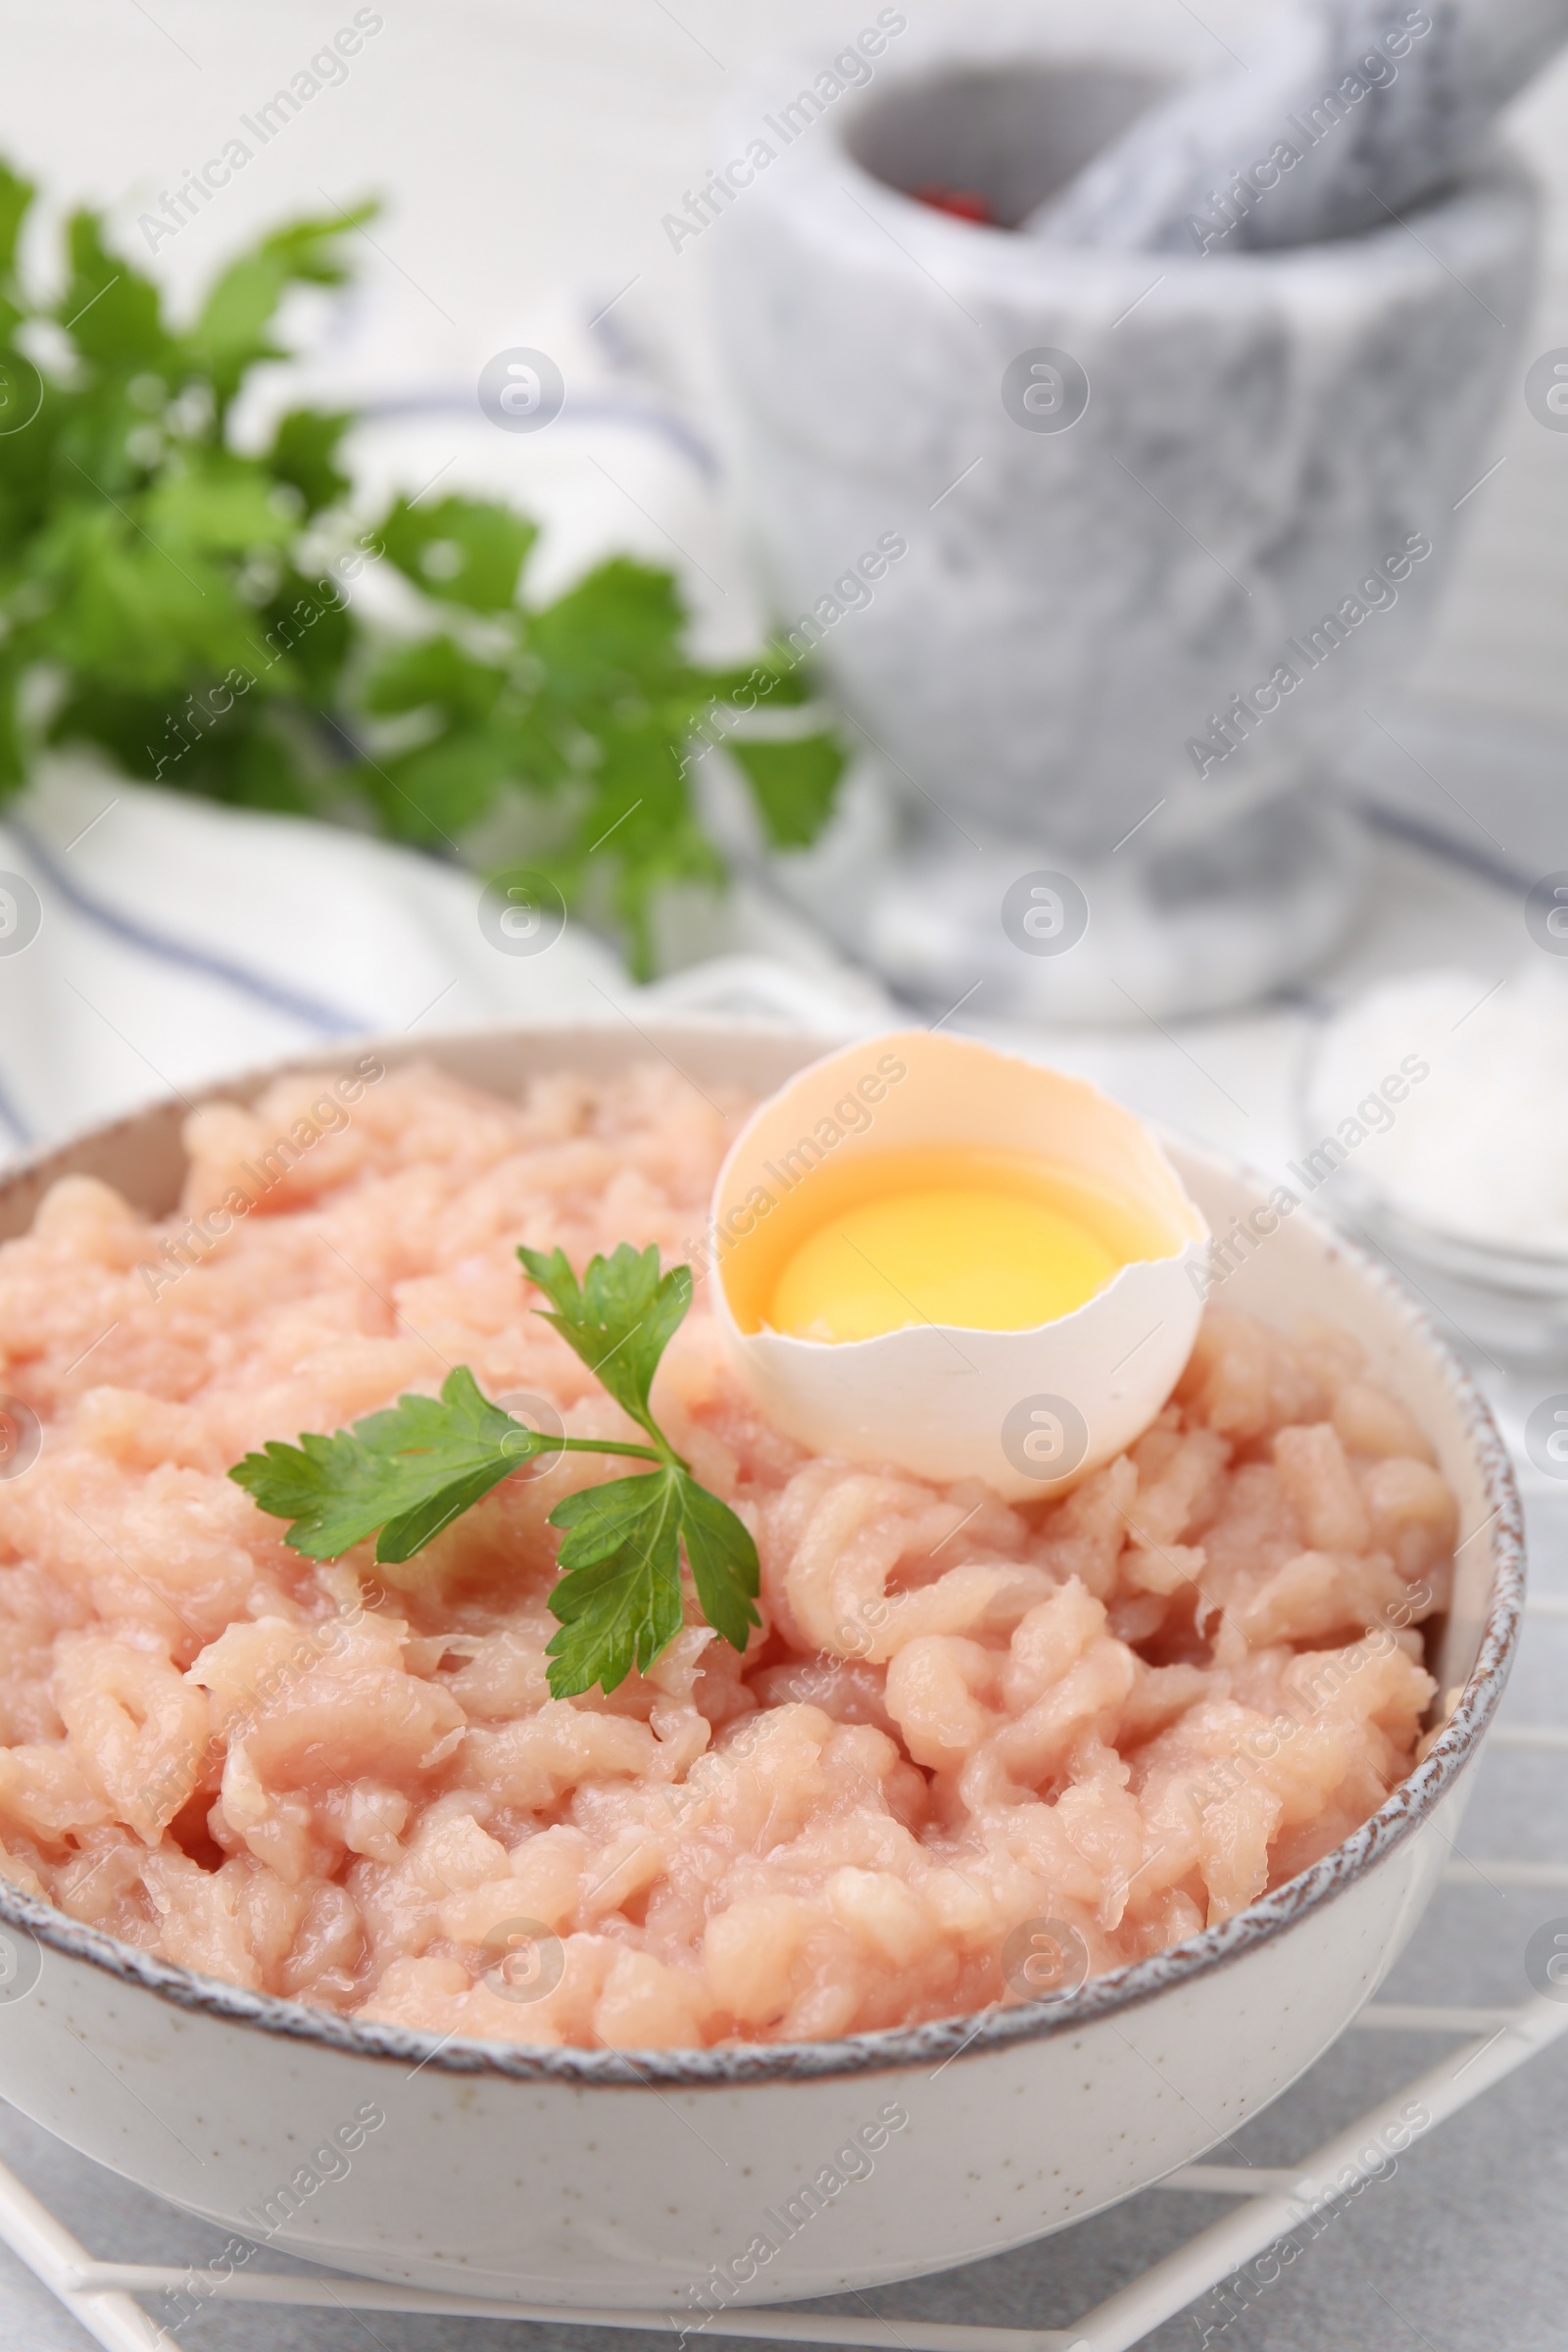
0,159,846,975
228,1243,760,1698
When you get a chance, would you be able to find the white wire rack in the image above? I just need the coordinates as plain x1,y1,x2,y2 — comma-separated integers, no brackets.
6,1591,1568,2352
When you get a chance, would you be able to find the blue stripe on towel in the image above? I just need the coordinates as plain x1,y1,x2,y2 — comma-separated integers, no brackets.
0,1057,34,1146
6,816,368,1037
1358,802,1531,899
360,390,721,482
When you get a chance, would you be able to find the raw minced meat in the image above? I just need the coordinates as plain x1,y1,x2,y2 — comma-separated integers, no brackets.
0,1060,1454,2047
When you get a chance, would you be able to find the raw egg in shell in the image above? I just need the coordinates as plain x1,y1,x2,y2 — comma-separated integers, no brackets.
710,1030,1210,1500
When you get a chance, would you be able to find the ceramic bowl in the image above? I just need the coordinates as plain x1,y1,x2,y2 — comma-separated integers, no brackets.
0,1021,1523,2313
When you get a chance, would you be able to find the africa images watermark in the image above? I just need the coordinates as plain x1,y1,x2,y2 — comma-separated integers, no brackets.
1185,7,1433,255
676,529,908,787
83,1581,393,1859
146,527,386,784
1185,531,1432,781
138,9,386,252
662,9,908,255
677,1046,910,1284
674,2099,910,2342
1192,2098,1430,2343
1191,1051,1431,1301
159,2099,386,2334
1180,1578,1436,1830
136,1053,386,1300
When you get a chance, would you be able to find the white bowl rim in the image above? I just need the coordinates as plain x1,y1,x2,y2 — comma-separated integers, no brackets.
0,1021,1525,2086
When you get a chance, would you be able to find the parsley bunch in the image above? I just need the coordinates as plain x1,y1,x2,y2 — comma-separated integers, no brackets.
0,160,844,972
229,1242,760,1697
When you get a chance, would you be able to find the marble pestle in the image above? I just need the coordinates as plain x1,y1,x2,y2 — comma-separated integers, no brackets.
1023,0,1568,251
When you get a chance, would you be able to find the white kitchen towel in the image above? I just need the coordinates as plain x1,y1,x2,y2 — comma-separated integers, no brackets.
0,754,894,1158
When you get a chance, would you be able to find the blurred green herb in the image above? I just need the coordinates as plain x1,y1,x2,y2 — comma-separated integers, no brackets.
229,1243,760,1698
0,162,844,971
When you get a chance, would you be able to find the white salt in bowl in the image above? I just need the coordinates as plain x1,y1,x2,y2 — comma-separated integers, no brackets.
1299,977,1568,1368
0,1021,1523,2312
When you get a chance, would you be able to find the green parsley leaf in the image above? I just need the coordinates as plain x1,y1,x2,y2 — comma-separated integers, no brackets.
144,453,296,555
227,1364,557,1563
377,492,538,613
542,1467,760,1699
517,1241,691,1444
0,160,34,282
518,1243,760,1694
544,1470,686,1697
229,1245,761,1698
524,556,688,699
60,209,173,373
673,1473,760,1654
267,407,354,513
727,732,847,851
186,208,371,412
0,152,847,920
362,731,519,844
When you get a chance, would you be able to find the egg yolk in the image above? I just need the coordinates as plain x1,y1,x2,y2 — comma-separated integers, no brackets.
767,1181,1124,1343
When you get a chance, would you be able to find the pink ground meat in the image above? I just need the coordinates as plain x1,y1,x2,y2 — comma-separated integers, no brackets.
0,1061,1455,2047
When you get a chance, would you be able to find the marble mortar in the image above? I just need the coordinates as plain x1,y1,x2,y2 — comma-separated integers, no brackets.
708,28,1537,1016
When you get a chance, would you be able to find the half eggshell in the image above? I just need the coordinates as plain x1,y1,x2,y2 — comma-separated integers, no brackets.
710,1030,1210,1501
